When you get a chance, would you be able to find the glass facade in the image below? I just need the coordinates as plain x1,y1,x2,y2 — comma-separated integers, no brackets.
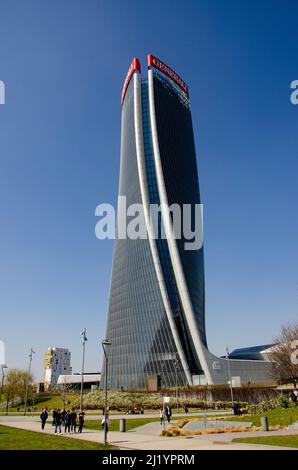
102,59,207,389
152,71,207,349
102,78,187,389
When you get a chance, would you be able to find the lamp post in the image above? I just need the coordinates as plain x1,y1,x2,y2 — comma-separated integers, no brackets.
173,356,179,411
24,348,35,415
276,364,283,396
62,369,67,409
0,364,7,398
101,339,111,446
5,384,10,415
225,346,234,407
32,387,35,415
80,328,88,411
160,362,167,389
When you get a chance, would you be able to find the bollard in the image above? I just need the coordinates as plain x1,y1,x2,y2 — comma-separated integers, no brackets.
119,418,126,432
261,416,269,431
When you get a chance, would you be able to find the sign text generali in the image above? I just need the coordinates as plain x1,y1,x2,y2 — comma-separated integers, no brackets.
148,54,189,97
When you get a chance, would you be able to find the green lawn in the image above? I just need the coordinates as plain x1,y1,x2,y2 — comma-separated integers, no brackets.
0,424,116,450
233,435,298,448
0,393,80,413
85,417,160,432
31,394,78,410
227,406,298,428
84,414,198,432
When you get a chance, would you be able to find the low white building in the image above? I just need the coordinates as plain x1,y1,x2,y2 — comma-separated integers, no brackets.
57,373,101,390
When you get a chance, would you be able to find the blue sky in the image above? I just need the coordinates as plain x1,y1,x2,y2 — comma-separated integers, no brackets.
0,0,297,380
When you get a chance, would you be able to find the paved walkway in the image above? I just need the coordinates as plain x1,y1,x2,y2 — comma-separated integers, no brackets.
0,415,297,450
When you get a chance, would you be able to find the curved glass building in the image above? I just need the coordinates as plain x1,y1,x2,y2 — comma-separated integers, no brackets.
101,55,271,389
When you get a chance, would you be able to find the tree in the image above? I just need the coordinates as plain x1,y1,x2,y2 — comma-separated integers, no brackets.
269,323,298,388
20,370,34,404
4,368,34,407
59,381,77,409
5,369,22,406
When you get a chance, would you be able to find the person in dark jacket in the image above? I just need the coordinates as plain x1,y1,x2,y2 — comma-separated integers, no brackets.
78,410,85,433
55,409,62,434
64,410,71,433
165,405,172,423
40,408,48,430
61,408,67,425
70,409,77,433
52,408,58,427
232,403,240,415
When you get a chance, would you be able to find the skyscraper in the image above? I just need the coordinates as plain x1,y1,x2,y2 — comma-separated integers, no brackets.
102,55,271,389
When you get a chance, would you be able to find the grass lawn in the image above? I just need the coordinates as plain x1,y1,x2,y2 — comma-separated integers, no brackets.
233,435,298,448
1,393,80,413
84,414,199,432
0,425,116,450
85,416,161,432
227,406,298,428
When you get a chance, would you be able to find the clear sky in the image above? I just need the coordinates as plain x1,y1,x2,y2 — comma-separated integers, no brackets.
0,0,297,381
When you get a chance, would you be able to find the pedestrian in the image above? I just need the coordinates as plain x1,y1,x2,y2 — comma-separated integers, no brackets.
78,410,85,433
103,416,111,441
159,408,164,425
64,410,71,433
40,408,48,430
165,404,172,423
55,409,62,434
70,408,77,433
61,408,67,426
52,408,57,428
232,403,240,415
281,400,289,409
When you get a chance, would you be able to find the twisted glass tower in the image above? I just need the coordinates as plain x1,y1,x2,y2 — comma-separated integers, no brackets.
101,55,211,390
101,54,272,390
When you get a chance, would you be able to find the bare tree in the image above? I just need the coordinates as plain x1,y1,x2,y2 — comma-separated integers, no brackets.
59,379,78,409
269,323,298,388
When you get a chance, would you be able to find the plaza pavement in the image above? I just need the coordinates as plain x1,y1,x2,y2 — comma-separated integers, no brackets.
0,414,297,451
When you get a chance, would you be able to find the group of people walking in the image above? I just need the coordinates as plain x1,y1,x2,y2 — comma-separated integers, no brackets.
40,407,85,433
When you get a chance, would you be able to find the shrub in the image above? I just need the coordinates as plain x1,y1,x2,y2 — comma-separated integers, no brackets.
72,390,247,411
247,395,292,415
163,425,248,437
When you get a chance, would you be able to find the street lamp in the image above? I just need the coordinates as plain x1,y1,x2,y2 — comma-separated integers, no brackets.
0,364,7,398
101,339,111,446
80,328,88,410
276,364,283,396
225,346,234,407
24,348,35,415
5,384,11,415
32,387,35,415
173,356,179,411
160,362,167,389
